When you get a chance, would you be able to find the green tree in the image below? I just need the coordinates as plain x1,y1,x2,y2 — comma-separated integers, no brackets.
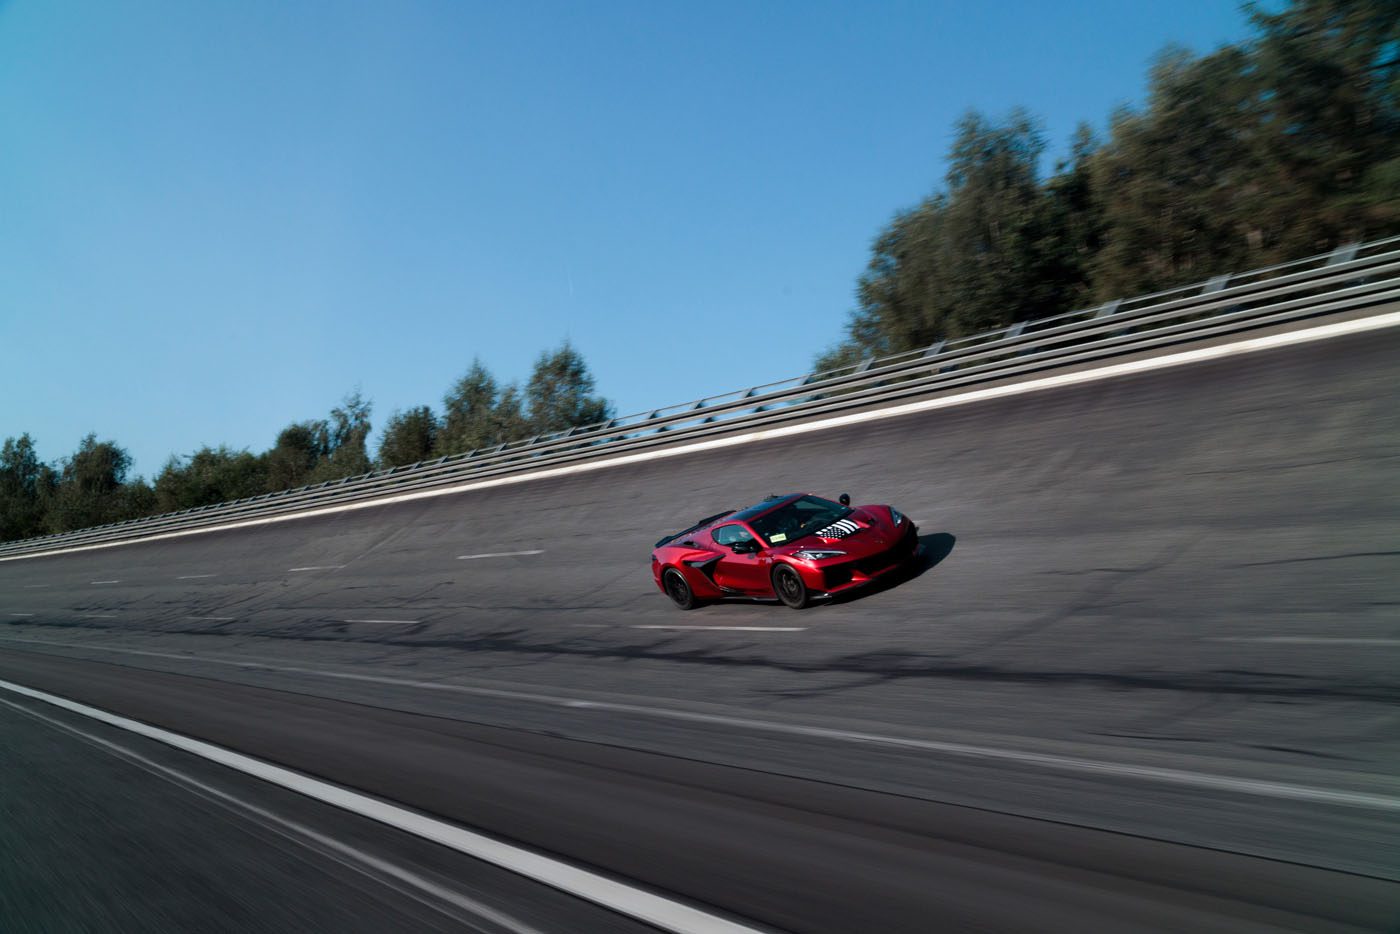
1245,0,1400,255
155,446,268,512
525,343,612,435
819,110,1074,367
46,434,136,532
1090,46,1261,297
1033,123,1103,313
0,434,55,541
120,477,158,520
310,390,373,482
377,406,438,468
263,421,326,492
493,383,530,443
820,0,1400,366
437,360,503,456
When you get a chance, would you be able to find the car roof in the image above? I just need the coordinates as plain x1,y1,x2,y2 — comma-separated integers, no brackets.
726,493,802,523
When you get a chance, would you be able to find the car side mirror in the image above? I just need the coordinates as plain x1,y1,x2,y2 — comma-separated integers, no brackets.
839,493,851,506
731,540,760,554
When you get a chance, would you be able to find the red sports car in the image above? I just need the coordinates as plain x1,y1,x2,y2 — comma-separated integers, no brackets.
651,493,919,609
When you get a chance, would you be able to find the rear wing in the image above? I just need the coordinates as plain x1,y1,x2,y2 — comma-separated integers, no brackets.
654,511,733,549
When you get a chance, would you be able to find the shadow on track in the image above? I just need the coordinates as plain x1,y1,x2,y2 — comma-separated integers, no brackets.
824,532,957,606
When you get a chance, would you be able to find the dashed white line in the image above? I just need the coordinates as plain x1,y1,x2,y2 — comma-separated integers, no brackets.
1207,636,1400,646
456,550,545,560
0,676,764,934
343,619,418,625
177,574,217,580
90,580,121,585
8,613,33,617
186,616,235,622
288,565,346,572
632,625,806,632
3,636,1395,812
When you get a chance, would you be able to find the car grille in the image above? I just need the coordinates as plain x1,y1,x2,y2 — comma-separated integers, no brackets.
821,525,916,589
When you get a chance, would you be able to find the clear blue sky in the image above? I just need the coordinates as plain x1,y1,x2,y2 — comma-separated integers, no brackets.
0,1,1252,476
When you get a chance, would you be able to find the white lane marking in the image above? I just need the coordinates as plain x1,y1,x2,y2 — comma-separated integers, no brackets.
456,550,545,560
288,565,346,572
0,676,763,934
633,625,806,632
186,616,235,622
1207,637,1400,646
9,613,34,617
177,574,217,580
343,619,418,625
3,636,1396,812
90,580,121,584
7,309,1399,565
0,695,546,934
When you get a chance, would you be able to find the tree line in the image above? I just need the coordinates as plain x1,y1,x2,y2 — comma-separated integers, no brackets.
0,344,610,542
5,0,1393,543
816,0,1400,369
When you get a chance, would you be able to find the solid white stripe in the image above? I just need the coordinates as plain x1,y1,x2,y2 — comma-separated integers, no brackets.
1207,637,1400,646
6,310,1399,564
4,637,1396,812
632,626,806,632
0,696,546,934
287,565,345,572
0,676,763,934
457,550,545,560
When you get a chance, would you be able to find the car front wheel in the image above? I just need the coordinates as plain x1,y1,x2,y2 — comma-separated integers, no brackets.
663,568,697,610
772,564,809,609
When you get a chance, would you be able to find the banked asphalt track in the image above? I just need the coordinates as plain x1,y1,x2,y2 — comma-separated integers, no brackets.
1,313,1398,931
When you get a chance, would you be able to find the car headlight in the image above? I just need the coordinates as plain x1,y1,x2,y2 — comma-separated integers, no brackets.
890,507,905,526
794,549,846,561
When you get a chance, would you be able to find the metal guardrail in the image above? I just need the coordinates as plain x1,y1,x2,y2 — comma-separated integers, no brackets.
5,234,1400,558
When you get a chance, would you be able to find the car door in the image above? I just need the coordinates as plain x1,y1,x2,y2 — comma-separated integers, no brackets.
710,524,773,594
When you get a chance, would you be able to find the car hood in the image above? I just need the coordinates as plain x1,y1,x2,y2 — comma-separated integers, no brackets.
771,507,898,557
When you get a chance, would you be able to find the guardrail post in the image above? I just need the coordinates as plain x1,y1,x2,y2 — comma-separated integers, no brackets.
1202,274,1230,294
1093,298,1127,337
1326,243,1359,266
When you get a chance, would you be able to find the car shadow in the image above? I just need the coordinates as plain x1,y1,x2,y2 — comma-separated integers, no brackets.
823,531,957,606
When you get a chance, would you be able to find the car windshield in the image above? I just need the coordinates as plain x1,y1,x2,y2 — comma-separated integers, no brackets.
748,495,852,545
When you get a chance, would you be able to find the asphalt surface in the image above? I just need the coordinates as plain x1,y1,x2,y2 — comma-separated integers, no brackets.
2,317,1399,930
0,670,653,934
2,648,1395,934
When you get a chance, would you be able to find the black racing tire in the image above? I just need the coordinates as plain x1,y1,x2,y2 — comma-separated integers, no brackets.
772,564,810,609
663,568,698,610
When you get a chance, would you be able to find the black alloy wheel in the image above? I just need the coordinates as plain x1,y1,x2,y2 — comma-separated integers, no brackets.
663,568,697,610
772,564,810,609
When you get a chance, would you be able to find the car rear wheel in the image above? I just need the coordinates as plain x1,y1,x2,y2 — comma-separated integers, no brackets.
772,564,809,609
663,568,697,610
